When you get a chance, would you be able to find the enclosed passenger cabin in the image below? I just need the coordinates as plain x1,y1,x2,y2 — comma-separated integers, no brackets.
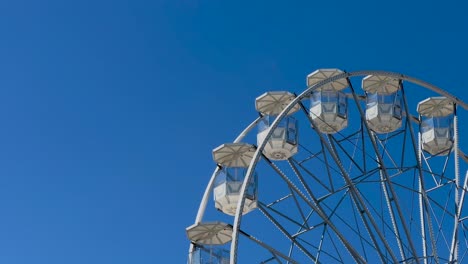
307,69,348,134
186,222,232,264
190,247,229,264
212,143,258,216
417,97,454,156
256,91,299,160
362,75,403,133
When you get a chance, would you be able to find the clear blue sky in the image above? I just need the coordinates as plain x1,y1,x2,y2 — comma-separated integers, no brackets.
0,0,467,263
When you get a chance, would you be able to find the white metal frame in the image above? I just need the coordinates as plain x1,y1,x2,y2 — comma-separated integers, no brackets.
188,70,468,264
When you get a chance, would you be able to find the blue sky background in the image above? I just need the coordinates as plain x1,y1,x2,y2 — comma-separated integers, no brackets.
0,0,467,263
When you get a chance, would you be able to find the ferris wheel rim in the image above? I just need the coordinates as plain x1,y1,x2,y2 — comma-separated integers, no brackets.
187,70,468,264
229,70,467,264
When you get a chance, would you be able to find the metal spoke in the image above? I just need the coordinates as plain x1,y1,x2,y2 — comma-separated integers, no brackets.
265,156,366,263
187,70,467,264
349,78,420,262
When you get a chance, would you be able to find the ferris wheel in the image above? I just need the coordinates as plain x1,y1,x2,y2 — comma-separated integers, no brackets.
186,69,468,264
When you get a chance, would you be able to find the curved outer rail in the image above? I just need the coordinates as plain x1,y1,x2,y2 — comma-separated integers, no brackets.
188,116,263,261
229,70,467,264
186,70,468,263
193,116,264,223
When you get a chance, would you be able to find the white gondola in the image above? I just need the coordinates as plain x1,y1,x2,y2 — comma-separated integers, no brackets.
212,143,258,216
190,246,229,264
417,97,454,156
307,69,348,133
255,91,299,160
362,75,403,133
186,222,232,264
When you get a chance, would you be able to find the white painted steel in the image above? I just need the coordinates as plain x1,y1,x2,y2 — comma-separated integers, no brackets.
188,117,262,264
228,70,467,264
186,69,468,264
